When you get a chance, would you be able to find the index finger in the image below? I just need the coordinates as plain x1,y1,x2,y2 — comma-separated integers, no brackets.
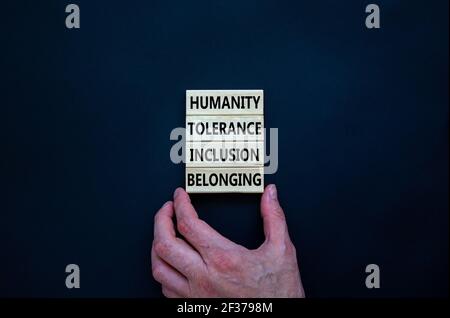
172,188,237,256
153,201,202,277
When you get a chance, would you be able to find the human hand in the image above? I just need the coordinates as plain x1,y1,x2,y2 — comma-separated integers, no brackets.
151,184,305,298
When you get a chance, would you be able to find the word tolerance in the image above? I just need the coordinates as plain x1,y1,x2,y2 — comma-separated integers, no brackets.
187,121,262,136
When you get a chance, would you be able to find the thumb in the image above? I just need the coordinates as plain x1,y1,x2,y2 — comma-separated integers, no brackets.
260,184,289,244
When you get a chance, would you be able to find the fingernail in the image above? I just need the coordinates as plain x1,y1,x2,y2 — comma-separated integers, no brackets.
174,188,182,199
268,184,278,200
162,201,171,208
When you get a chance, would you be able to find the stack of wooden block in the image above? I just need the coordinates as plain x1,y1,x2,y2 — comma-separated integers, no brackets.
185,90,264,193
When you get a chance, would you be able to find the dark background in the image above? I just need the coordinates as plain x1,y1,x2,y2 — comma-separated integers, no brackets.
1,0,448,297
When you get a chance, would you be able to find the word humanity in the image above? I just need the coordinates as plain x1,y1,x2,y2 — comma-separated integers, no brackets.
189,95,261,110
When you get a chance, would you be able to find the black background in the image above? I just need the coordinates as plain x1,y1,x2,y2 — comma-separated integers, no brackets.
1,0,448,297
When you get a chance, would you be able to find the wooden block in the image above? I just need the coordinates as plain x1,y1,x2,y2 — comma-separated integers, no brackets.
185,89,265,194
186,90,263,116
186,167,264,193
186,141,264,167
186,115,264,142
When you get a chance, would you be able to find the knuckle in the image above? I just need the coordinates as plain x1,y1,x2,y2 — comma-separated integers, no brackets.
154,240,171,257
198,279,214,294
209,250,239,272
177,218,193,237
